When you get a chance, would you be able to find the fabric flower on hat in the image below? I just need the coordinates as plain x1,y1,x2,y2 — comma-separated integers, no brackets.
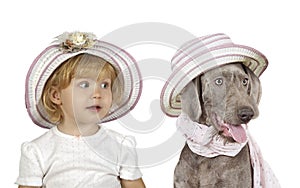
56,31,96,52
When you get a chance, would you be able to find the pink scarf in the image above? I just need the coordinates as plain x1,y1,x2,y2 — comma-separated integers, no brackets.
177,113,280,188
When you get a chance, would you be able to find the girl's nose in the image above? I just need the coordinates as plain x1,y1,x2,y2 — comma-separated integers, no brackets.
92,86,101,99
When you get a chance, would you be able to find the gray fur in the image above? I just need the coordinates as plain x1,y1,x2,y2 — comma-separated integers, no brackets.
174,63,261,188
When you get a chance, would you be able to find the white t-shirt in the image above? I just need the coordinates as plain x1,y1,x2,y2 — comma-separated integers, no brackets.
16,126,142,188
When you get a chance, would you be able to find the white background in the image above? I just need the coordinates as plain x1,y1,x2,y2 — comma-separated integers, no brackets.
1,0,299,187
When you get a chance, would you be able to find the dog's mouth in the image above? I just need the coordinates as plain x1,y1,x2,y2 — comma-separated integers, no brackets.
212,113,247,143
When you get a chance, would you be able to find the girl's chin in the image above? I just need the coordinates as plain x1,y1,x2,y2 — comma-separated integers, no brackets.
76,124,100,136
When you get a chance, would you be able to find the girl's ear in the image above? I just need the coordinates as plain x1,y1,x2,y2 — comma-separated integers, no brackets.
49,86,62,105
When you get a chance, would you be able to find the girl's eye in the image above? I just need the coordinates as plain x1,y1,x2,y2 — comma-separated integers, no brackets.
100,82,110,89
79,81,89,88
242,78,249,86
215,78,223,86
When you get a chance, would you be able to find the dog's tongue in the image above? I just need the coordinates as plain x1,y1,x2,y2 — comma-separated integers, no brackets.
228,124,247,143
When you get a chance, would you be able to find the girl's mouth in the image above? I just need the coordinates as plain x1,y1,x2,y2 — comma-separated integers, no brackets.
86,105,102,112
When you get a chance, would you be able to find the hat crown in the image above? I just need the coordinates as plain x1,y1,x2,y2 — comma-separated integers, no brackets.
171,33,232,70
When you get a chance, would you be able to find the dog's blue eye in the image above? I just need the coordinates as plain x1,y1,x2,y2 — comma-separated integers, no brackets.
242,78,249,86
215,78,223,86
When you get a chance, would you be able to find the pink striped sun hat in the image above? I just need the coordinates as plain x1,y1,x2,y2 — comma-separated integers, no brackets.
25,31,142,128
160,33,268,117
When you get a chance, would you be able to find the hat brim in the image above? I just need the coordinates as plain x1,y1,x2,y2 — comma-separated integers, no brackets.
160,44,268,117
26,40,142,128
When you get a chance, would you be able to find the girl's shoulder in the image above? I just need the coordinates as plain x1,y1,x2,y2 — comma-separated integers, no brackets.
18,129,53,163
20,127,58,153
31,127,57,144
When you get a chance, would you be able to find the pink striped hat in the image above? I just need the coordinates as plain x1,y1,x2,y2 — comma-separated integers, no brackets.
160,33,268,117
25,32,142,128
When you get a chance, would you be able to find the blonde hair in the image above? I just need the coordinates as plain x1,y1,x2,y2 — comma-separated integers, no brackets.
41,54,122,124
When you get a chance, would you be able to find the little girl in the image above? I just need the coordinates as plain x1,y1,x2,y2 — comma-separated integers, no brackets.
16,32,145,188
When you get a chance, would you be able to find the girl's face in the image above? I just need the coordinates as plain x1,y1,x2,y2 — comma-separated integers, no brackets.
59,75,113,129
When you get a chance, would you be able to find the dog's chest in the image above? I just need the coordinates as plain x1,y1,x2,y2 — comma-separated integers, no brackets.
174,144,252,188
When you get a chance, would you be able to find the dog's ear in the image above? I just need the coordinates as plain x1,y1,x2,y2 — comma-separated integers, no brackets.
244,65,262,104
181,80,202,121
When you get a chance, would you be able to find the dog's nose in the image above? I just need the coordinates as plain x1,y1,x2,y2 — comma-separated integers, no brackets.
237,107,254,123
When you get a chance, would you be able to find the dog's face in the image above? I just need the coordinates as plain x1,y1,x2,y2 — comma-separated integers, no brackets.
181,63,261,143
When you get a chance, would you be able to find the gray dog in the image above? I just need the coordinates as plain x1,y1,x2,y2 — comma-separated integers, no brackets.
174,63,261,188
161,33,280,188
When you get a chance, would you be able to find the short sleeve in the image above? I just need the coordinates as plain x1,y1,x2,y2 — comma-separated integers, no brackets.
118,136,142,180
16,142,44,186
